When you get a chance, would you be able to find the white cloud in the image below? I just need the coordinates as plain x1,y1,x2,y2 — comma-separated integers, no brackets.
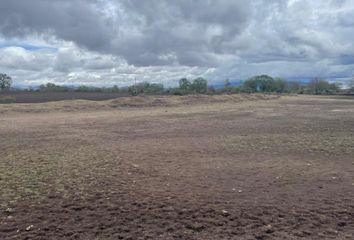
0,0,353,87
0,42,212,87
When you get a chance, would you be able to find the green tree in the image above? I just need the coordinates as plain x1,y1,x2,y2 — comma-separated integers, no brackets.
39,83,70,92
0,73,12,91
179,78,192,91
111,85,120,93
242,75,295,93
191,77,208,93
128,84,140,96
273,78,288,93
127,82,164,95
80,85,101,92
242,78,258,93
243,75,275,92
144,82,164,93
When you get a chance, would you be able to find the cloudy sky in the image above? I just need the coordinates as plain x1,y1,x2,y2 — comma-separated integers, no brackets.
0,0,353,87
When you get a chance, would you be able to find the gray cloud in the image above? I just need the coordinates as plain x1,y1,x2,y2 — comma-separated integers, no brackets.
0,0,252,66
0,0,114,49
0,0,354,86
0,43,212,87
113,0,251,66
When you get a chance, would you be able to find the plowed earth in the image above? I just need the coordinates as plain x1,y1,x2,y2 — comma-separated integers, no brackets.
0,94,354,239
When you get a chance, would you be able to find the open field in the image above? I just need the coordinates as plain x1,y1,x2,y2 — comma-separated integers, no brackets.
0,94,354,239
0,92,132,104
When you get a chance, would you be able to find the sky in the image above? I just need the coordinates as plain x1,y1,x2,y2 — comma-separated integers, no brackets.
0,0,354,87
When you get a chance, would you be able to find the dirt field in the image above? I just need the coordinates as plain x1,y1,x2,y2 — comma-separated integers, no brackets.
0,94,354,240
0,92,132,104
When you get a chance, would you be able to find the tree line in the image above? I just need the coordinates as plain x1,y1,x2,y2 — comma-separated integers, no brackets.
1,73,354,95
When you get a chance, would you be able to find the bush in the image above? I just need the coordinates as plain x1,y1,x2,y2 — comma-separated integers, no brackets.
243,75,277,93
127,82,164,96
287,81,303,93
39,83,70,92
306,79,339,95
191,78,208,93
177,77,208,94
0,73,12,91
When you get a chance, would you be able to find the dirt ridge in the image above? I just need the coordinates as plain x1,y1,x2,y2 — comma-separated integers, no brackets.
0,94,280,114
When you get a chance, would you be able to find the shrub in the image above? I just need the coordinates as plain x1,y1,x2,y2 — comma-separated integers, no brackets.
0,73,12,91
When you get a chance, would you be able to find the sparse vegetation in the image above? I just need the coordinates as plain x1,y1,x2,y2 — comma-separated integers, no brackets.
75,85,121,93
223,79,235,93
173,77,208,95
127,82,164,96
39,83,70,92
1,74,353,97
306,78,340,95
243,75,300,94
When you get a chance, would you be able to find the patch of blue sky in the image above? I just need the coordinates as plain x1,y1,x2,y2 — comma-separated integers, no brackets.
0,43,57,52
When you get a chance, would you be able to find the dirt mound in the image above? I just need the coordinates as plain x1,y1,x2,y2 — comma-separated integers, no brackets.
108,94,280,108
0,94,280,114
109,96,176,108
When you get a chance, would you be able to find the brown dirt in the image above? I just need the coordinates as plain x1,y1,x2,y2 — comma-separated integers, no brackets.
0,92,131,104
0,94,279,114
0,94,353,239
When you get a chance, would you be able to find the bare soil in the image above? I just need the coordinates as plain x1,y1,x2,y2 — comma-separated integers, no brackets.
0,94,353,239
0,91,132,104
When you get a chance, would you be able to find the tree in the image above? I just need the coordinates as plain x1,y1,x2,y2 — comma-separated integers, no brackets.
350,75,354,89
288,81,302,93
191,77,208,93
223,79,232,93
111,85,120,93
273,78,288,93
144,82,164,93
39,82,70,92
127,82,165,95
243,75,276,93
307,78,339,94
179,78,191,91
0,73,12,91
242,77,258,93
